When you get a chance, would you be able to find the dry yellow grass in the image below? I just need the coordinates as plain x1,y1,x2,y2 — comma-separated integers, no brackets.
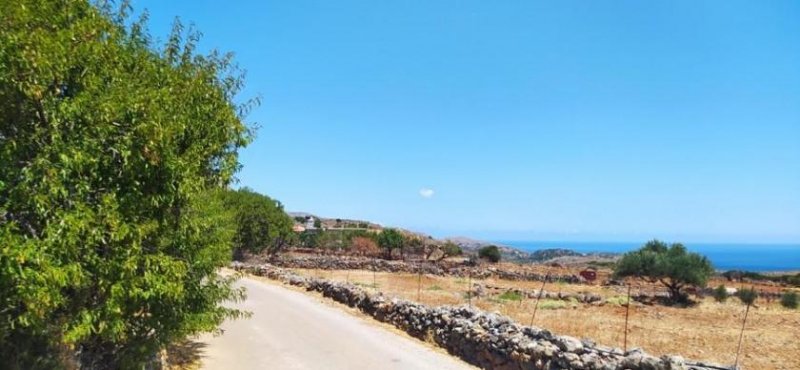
294,268,800,370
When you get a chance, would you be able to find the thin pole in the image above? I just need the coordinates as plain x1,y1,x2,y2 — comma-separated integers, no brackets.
734,303,751,369
529,272,549,326
467,269,472,306
417,266,422,302
624,285,632,353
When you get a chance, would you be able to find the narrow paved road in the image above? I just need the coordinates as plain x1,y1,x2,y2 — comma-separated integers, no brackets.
197,276,475,370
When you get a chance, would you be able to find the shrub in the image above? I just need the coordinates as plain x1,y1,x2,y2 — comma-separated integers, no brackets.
780,291,799,309
478,245,502,263
538,300,568,310
605,296,630,306
713,285,729,302
737,287,758,305
352,236,379,256
498,291,523,301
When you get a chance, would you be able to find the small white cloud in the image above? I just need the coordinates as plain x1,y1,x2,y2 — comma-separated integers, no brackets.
419,188,435,198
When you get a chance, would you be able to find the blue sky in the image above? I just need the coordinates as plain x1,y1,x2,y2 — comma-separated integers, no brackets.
134,1,800,243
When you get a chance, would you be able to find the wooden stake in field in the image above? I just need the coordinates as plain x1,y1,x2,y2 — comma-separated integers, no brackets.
734,303,751,369
417,266,422,302
529,272,550,327
467,269,472,307
623,284,632,353
734,286,756,370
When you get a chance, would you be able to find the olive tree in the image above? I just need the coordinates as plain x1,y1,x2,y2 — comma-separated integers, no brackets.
1,1,252,368
614,240,714,303
378,228,405,259
478,245,501,263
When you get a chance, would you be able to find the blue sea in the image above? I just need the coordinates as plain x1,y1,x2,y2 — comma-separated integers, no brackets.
499,241,800,272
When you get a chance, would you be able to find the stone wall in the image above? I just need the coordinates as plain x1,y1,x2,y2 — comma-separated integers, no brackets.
257,255,585,284
235,263,726,370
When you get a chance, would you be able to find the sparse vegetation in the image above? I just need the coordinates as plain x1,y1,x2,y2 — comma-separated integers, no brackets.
538,299,568,310
713,285,729,302
722,270,800,287
498,291,524,301
780,291,798,309
294,264,799,370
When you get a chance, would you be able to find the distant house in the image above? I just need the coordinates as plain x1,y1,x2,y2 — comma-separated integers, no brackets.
292,224,306,233
305,217,316,230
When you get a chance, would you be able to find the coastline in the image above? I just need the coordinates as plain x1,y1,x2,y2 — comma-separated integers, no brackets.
497,240,800,273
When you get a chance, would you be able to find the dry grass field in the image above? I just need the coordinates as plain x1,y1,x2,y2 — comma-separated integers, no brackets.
292,268,800,370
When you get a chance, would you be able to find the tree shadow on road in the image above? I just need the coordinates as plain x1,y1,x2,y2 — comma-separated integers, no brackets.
166,339,208,370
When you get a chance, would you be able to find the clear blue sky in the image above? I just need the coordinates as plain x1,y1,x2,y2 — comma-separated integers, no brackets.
134,1,800,243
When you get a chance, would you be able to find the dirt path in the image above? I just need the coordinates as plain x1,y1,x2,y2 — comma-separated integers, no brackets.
197,275,475,370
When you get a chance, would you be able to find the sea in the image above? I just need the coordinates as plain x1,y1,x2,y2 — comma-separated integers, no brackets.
498,241,800,272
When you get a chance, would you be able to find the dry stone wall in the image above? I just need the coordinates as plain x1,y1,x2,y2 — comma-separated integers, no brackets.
260,255,585,284
234,263,726,370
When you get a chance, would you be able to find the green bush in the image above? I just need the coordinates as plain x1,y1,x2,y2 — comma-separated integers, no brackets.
605,296,630,306
737,287,758,305
713,285,729,302
498,291,523,301
780,291,799,309
478,245,502,263
538,299,568,310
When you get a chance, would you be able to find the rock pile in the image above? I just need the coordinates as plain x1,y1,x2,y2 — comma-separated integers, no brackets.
234,263,724,370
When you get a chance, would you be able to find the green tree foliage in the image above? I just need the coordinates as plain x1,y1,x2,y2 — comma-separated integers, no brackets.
614,240,714,303
478,245,501,263
378,228,405,258
0,1,251,368
299,230,321,248
713,285,729,303
780,291,798,309
428,241,463,261
442,241,463,257
217,188,294,259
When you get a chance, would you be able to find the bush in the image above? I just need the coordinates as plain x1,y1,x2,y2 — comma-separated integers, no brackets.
780,291,799,309
737,287,758,305
713,285,729,302
498,291,523,301
538,299,568,310
605,296,630,306
478,245,502,263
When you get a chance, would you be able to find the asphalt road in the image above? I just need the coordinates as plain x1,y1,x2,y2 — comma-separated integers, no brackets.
197,275,475,370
